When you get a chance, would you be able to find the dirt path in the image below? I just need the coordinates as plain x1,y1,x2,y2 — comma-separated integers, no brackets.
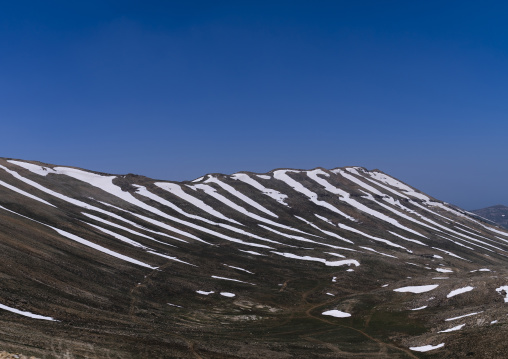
302,286,419,359
263,278,419,359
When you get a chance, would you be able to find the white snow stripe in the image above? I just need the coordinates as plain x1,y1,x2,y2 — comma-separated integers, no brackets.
192,183,312,235
83,221,195,266
0,165,175,241
431,247,467,260
438,234,475,250
231,173,289,206
50,226,157,269
0,179,55,207
98,199,280,247
217,223,286,245
204,176,278,217
0,205,156,269
411,306,427,311
295,216,354,244
409,343,444,352
147,251,196,266
447,286,474,298
128,211,272,248
0,303,57,321
273,170,356,221
438,324,465,333
154,182,241,224
445,312,482,321
272,252,360,267
134,185,219,225
358,174,410,199
211,276,256,285
238,249,265,256
388,231,427,246
367,171,431,201
31,167,272,248
82,213,155,240
307,169,426,238
96,201,190,244
137,185,291,245
258,224,341,249
359,246,397,258
223,264,254,274
338,223,409,251
84,222,150,249
360,192,440,234
332,168,386,196
393,285,439,293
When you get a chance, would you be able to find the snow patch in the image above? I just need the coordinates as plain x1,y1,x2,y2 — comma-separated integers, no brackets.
220,292,236,297
438,324,465,333
322,310,351,318
435,268,453,273
411,306,427,311
393,285,439,294
409,343,444,352
8,160,57,176
495,286,508,302
446,286,474,298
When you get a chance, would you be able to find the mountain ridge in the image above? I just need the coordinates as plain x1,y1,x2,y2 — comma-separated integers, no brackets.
1,157,508,358
471,204,508,229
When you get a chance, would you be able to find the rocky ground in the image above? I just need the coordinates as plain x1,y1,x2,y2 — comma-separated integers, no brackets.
0,351,38,359
1,158,508,358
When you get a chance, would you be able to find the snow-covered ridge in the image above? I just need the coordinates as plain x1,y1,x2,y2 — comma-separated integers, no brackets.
4,159,507,261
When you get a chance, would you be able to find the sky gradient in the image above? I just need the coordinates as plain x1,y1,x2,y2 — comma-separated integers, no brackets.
1,1,507,210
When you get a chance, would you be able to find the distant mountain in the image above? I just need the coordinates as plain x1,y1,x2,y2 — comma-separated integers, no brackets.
471,205,508,229
1,158,508,358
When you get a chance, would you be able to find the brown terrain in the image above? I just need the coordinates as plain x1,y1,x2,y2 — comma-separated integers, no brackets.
1,158,508,358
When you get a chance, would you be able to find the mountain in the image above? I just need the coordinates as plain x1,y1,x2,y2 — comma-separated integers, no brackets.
471,205,508,229
1,158,508,358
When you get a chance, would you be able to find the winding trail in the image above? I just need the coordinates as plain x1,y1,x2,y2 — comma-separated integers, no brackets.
263,278,419,358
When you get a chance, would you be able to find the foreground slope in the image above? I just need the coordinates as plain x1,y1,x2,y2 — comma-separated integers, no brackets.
1,158,508,358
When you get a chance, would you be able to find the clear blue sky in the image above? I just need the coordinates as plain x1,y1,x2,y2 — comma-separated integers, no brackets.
1,1,507,209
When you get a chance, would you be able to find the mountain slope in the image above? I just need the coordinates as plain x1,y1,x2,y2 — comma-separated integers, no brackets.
471,204,508,229
1,158,508,358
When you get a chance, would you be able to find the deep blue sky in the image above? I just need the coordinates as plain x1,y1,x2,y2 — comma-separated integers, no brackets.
1,1,507,209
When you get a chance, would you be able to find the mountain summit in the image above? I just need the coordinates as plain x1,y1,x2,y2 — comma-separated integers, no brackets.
1,158,508,358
